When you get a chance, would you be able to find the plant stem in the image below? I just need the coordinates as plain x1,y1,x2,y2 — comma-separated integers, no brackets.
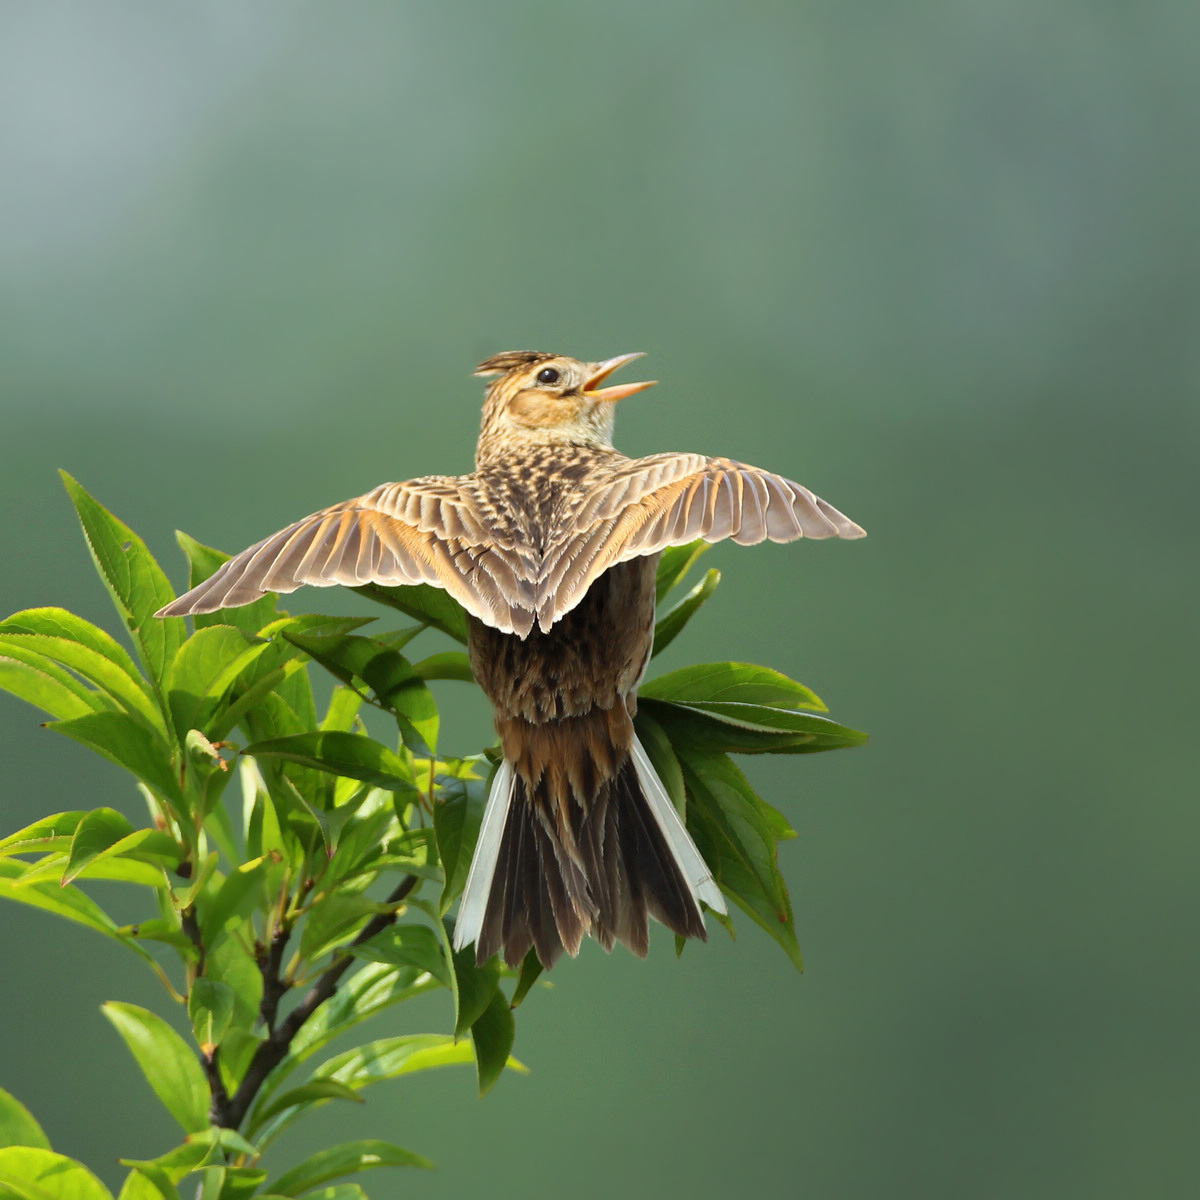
212,874,418,1131
258,926,291,1036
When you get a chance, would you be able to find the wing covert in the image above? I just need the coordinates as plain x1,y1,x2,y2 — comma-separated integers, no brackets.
154,477,541,636
532,456,865,631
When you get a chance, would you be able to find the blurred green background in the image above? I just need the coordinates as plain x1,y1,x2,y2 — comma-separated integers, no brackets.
1,3,1195,1198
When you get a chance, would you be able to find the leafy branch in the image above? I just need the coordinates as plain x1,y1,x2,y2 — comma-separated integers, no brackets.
0,476,866,1200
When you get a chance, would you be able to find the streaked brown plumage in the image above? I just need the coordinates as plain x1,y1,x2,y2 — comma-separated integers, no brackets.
157,351,865,968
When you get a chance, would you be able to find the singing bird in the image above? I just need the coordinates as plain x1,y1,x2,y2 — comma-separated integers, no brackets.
157,351,865,968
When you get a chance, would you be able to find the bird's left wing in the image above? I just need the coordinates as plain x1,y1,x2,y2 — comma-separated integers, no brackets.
532,454,865,632
155,477,542,635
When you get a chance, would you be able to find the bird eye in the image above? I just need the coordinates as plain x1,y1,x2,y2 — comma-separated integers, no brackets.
536,367,561,385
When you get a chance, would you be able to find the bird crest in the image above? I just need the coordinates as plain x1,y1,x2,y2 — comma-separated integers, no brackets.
473,350,555,377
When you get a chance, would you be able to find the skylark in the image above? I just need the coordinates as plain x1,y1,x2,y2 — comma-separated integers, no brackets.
158,351,865,968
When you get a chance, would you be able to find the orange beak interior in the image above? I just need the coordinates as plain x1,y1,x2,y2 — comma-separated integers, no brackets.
584,353,658,403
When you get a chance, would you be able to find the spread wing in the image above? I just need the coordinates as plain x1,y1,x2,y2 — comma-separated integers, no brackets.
157,456,864,639
155,476,544,636
531,454,866,632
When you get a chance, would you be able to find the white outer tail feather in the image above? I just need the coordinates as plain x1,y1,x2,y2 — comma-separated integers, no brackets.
628,736,727,915
451,736,726,955
452,759,514,952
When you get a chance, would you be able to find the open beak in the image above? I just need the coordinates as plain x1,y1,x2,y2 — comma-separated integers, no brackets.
583,352,658,403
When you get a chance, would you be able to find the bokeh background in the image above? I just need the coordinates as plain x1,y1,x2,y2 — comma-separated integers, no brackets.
1,4,1196,1198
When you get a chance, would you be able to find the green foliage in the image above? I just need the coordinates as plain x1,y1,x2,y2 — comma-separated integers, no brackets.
0,1088,51,1152
0,478,865,1197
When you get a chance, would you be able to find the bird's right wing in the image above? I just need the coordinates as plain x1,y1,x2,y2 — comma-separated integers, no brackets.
155,477,543,635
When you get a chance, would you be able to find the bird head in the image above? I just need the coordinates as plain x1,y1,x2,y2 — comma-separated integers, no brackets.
473,351,657,464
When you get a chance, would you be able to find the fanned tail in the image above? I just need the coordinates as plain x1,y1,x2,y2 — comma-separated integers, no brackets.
452,735,726,968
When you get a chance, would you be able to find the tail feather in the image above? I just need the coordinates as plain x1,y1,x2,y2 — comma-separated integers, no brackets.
453,759,514,954
629,736,726,915
453,734,725,968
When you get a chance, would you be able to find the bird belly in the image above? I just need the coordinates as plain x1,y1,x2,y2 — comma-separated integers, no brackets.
467,554,658,726
467,554,658,824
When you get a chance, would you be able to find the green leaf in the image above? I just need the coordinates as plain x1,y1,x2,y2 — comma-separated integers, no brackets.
203,613,364,745
433,772,487,914
353,581,469,643
283,633,439,754
189,979,235,1053
319,687,362,734
267,1140,432,1196
179,852,220,908
205,936,264,1036
641,662,826,710
166,625,269,738
683,752,789,906
0,1147,114,1200
284,962,431,1063
0,812,86,858
0,651,101,721
359,827,437,878
248,616,376,714
278,628,391,696
253,1080,363,1126
351,924,451,987
0,607,149,695
312,1035,485,1090
652,567,721,656
213,1168,266,1200
509,949,544,1009
655,540,710,604
47,711,182,802
412,651,475,682
256,1191,365,1200
642,697,867,755
121,918,196,956
0,605,163,726
0,634,164,733
243,963,441,1132
471,987,515,1096
240,760,290,869
243,732,414,792
117,1163,181,1200
298,892,387,962
682,701,854,734
249,1036,510,1145
63,807,134,884
75,828,182,882
369,664,438,755
324,792,402,878
176,533,280,636
0,1087,50,1151
118,1152,208,1189
265,1189,366,1200
0,859,122,939
60,472,185,692
214,1029,264,1099
199,857,269,949
451,945,501,1039
235,696,330,819
679,753,802,970
123,1130,259,1185
101,1002,210,1133
14,852,162,892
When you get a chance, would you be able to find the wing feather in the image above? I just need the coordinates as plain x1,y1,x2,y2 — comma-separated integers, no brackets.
735,471,766,545
156,476,537,633
156,455,863,639
530,455,865,630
